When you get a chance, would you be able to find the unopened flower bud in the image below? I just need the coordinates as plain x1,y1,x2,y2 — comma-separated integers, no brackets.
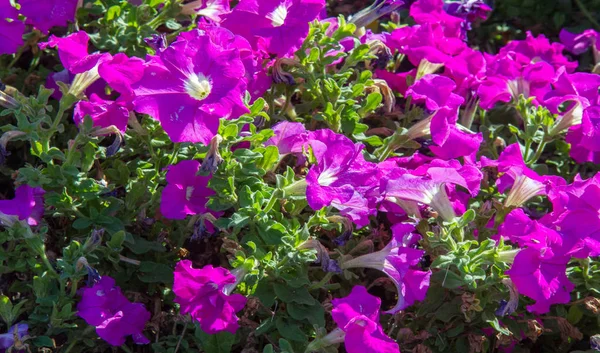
0,131,26,165
144,33,168,52
367,40,393,70
273,58,297,85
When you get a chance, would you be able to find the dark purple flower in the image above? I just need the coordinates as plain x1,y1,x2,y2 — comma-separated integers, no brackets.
0,2,25,55
77,277,150,346
0,323,28,353
19,0,78,34
0,184,45,226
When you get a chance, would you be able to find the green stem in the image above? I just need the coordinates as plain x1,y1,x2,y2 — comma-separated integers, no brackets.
173,321,189,353
70,278,79,297
120,345,134,353
308,272,334,291
574,0,600,31
527,139,549,165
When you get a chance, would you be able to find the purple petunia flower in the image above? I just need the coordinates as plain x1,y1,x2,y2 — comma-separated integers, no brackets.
327,286,400,353
19,0,79,34
498,31,578,72
221,0,325,57
181,0,231,22
132,28,248,144
0,1,25,55
173,260,247,334
160,160,217,220
77,276,150,346
305,130,377,227
0,184,45,226
265,121,309,158
341,224,431,313
566,107,600,163
73,94,132,133
0,323,28,353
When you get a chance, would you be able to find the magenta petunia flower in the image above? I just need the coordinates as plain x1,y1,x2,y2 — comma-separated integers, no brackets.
173,260,246,334
443,47,486,97
265,121,309,157
181,0,231,22
74,94,131,133
341,224,431,313
40,31,144,99
409,0,464,39
221,0,325,57
566,107,600,164
506,247,572,314
19,0,78,34
160,160,216,220
375,69,416,96
559,28,599,56
0,184,45,226
77,276,150,346
498,31,578,72
132,28,248,144
0,1,25,55
490,144,565,207
46,70,109,101
305,131,377,227
329,286,400,353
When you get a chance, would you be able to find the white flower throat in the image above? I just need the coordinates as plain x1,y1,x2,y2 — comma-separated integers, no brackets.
185,73,212,101
267,3,288,27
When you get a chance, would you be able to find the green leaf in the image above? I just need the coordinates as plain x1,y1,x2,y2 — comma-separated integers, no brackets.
196,329,235,353
108,231,126,249
273,283,315,305
287,302,325,327
567,305,584,325
32,336,55,348
263,344,274,353
124,235,166,254
138,261,174,283
0,295,13,326
275,317,307,343
258,145,279,171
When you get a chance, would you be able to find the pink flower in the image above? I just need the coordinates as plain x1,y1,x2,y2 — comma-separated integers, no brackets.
77,277,150,346
0,185,45,226
181,0,231,22
265,121,309,157
498,31,578,72
173,260,246,334
328,286,400,353
221,0,325,57
341,224,431,313
0,2,25,55
19,0,78,34
559,28,599,58
132,28,248,144
40,31,109,74
160,160,216,220
74,95,131,133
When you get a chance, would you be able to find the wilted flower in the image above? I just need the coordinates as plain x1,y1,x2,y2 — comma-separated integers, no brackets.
173,260,247,334
222,0,325,57
496,278,519,317
200,135,224,174
341,223,431,313
132,28,248,144
77,276,150,346
307,286,400,353
0,2,25,55
160,160,216,220
0,185,45,226
0,323,28,353
298,238,342,273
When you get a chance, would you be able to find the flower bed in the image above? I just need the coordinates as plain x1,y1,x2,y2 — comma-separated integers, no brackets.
0,0,600,352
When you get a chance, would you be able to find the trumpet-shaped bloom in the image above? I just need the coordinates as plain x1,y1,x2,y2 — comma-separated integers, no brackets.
498,31,578,72
331,286,400,353
19,0,78,34
265,121,309,157
173,260,246,334
0,2,25,55
221,0,325,57
341,224,431,313
77,276,150,346
46,70,109,101
74,94,131,132
160,160,216,220
491,143,565,207
132,28,248,144
0,184,45,226
181,0,231,22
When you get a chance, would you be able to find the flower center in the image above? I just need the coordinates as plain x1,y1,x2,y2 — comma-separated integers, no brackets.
267,3,288,27
186,186,195,200
184,73,212,101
